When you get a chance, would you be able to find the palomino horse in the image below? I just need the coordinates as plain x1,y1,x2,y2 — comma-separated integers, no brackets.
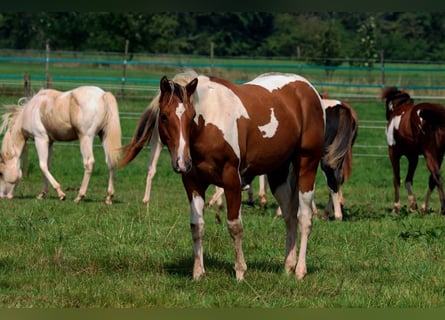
121,71,325,280
0,86,122,204
382,87,445,215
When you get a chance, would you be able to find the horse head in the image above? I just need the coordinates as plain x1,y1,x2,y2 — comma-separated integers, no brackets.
158,75,198,174
381,87,413,120
0,152,22,199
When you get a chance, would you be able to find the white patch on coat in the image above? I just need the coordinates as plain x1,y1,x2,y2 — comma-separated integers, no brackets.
258,108,278,138
193,76,250,159
386,114,402,146
190,193,205,225
322,99,341,109
175,103,188,170
247,73,311,92
247,73,325,124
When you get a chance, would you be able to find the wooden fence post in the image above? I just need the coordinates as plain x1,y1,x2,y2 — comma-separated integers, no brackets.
24,73,31,98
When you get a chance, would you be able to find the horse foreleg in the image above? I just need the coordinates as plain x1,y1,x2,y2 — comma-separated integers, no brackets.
75,136,95,203
258,174,268,206
143,136,163,204
225,186,246,281
35,140,65,200
405,155,419,212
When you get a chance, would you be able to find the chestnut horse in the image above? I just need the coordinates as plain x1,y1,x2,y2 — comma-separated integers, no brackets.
121,71,325,280
382,87,445,215
0,86,122,204
211,98,358,221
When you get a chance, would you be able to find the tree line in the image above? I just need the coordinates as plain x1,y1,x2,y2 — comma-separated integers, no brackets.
1,12,445,64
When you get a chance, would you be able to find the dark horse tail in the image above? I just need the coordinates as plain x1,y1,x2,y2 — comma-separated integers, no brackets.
418,103,445,128
322,102,358,182
119,100,159,168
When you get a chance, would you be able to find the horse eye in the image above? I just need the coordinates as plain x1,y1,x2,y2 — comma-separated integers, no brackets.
160,113,168,123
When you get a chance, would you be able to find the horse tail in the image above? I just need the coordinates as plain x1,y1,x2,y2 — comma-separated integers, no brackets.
323,102,357,182
341,103,358,182
119,99,159,168
102,92,122,169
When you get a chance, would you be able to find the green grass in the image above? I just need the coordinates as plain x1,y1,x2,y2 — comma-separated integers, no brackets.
0,72,445,307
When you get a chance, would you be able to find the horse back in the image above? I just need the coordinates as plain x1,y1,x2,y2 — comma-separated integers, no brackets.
24,86,107,141
206,74,324,177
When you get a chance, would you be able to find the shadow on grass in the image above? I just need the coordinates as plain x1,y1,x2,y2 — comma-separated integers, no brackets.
163,254,284,279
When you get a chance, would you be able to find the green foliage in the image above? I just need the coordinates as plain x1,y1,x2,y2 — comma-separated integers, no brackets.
2,12,445,63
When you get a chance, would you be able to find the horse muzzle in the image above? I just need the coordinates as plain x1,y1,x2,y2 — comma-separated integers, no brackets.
173,156,192,174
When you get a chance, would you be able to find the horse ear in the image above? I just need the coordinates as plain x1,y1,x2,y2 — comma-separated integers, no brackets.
160,76,172,94
186,78,198,98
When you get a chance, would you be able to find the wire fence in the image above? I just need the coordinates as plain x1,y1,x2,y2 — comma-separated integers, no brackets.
1,49,445,101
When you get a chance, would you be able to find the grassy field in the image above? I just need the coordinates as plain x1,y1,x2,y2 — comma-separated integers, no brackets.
0,55,445,308
0,92,444,308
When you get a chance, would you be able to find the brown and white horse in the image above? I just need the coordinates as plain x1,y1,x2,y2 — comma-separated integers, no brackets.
382,87,445,215
212,98,358,221
121,71,325,280
0,86,122,204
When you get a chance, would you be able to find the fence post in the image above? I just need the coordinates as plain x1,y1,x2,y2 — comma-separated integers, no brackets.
381,49,385,88
24,73,31,98
45,40,51,89
121,39,129,100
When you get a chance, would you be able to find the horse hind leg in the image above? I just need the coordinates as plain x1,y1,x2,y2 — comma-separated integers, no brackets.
258,174,268,206
405,155,419,212
75,136,95,203
423,155,445,215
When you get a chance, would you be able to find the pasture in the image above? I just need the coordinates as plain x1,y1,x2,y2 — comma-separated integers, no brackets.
0,86,444,307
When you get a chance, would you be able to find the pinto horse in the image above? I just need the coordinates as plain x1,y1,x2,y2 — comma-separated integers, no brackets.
121,71,325,280
0,86,122,204
382,87,445,215
316,98,358,220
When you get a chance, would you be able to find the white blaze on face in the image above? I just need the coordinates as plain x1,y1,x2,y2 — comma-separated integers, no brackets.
386,114,402,146
175,102,187,168
258,108,278,138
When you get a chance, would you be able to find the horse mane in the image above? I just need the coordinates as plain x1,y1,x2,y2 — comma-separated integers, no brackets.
381,87,413,106
119,69,199,167
0,100,26,135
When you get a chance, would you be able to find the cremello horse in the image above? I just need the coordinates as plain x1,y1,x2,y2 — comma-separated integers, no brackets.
0,86,122,204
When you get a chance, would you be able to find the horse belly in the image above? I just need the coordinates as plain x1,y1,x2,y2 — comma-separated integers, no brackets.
42,119,78,141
